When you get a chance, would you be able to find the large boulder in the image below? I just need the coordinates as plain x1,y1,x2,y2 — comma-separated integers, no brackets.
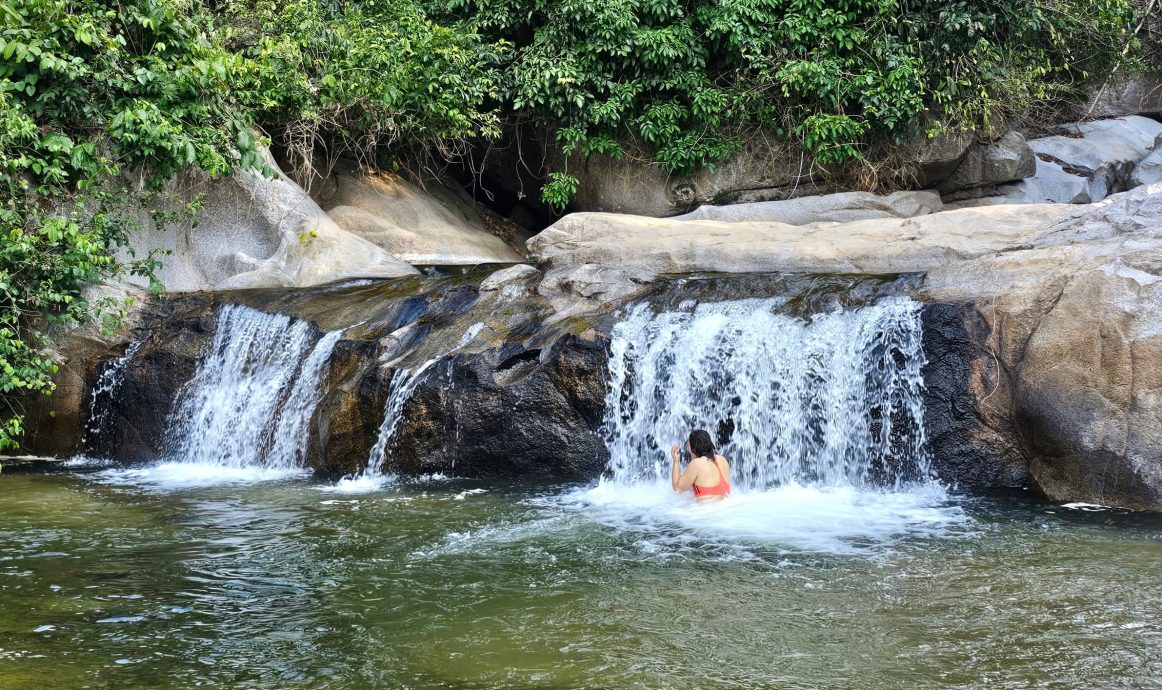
556,135,819,217
1129,135,1162,188
528,203,1079,275
555,128,978,217
674,190,943,224
1083,72,1162,118
923,182,1162,509
316,169,524,265
937,131,1036,195
996,155,1095,204
122,150,417,292
390,329,610,479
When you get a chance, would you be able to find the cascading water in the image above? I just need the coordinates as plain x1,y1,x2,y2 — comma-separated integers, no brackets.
82,340,144,454
558,295,960,553
162,304,340,472
87,304,341,489
602,296,930,490
335,322,486,491
364,359,441,478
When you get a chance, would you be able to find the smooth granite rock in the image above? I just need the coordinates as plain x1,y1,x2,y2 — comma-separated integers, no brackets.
121,149,417,292
318,171,523,265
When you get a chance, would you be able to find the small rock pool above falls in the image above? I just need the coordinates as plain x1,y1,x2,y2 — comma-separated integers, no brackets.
4,271,1162,688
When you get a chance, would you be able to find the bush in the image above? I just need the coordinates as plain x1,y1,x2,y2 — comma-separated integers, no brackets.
426,0,1140,203
222,0,503,182
0,0,260,450
0,0,501,450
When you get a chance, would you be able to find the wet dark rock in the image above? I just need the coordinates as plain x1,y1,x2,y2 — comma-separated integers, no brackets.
89,297,217,462
921,303,1027,487
388,330,610,479
312,338,390,476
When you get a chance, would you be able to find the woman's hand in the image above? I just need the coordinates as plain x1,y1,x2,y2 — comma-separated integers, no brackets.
671,443,680,462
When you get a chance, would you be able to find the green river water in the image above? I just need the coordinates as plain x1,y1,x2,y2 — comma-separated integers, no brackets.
1,467,1160,689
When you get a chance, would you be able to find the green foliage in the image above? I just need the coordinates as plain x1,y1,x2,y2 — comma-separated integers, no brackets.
223,0,503,179
0,0,501,450
427,0,1139,204
540,171,578,210
0,0,258,450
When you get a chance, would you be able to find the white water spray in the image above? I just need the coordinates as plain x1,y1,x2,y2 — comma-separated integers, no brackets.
554,296,960,553
602,296,931,490
334,322,487,492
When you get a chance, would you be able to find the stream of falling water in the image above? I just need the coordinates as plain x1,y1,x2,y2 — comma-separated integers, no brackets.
95,304,340,488
330,322,485,492
81,340,144,454
554,296,961,552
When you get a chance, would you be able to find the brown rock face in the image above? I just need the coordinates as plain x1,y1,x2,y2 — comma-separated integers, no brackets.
1015,268,1162,509
316,169,524,265
923,183,1162,509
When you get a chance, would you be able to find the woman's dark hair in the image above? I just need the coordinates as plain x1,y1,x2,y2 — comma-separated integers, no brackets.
688,429,716,460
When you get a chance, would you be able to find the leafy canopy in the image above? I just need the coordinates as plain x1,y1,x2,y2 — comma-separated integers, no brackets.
426,0,1139,202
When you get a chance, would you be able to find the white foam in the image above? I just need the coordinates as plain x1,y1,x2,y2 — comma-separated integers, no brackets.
62,455,115,469
452,488,488,500
546,479,967,556
1060,502,1114,511
321,474,397,494
91,462,308,490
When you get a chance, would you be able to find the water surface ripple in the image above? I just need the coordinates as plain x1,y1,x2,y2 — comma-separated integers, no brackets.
1,473,1159,689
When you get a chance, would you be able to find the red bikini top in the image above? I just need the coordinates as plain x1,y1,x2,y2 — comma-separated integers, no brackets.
691,461,730,498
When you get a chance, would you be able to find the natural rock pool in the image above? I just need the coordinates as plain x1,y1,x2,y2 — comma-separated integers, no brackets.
2,468,1159,689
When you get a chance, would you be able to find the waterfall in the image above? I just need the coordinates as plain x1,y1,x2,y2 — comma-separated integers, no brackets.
601,296,930,490
82,341,144,454
364,360,440,478
164,304,340,470
353,322,487,485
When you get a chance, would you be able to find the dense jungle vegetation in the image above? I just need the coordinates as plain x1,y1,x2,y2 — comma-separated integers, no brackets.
0,0,1152,449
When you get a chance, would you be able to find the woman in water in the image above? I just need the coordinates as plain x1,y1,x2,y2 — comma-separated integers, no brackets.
670,429,731,501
